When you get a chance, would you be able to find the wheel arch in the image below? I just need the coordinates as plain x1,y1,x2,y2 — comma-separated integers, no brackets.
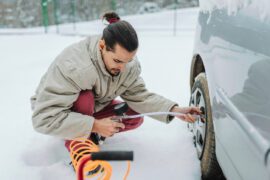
190,54,206,91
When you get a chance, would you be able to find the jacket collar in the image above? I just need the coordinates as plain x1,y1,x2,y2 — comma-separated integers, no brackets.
96,45,111,77
87,35,110,77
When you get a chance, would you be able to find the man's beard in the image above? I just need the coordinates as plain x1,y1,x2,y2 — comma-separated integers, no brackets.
108,68,120,76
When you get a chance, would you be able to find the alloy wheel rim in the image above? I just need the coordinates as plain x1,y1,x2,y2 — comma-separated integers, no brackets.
189,87,206,158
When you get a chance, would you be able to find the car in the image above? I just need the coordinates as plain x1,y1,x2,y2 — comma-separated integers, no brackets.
188,1,270,180
137,2,160,14
164,0,198,10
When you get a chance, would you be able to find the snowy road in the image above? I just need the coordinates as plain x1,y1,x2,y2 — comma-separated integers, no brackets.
0,8,201,180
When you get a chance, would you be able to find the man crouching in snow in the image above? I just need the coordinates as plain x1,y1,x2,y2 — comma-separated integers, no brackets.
30,12,201,150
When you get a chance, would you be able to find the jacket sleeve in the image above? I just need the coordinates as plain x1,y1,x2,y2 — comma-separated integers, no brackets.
31,59,97,140
121,76,178,123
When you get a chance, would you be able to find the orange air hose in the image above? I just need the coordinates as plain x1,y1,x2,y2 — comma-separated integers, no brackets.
69,138,131,180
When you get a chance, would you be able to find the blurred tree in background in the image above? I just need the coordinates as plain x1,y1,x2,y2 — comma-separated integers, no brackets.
0,0,198,28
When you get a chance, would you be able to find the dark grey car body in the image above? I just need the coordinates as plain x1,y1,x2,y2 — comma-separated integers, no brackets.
190,2,270,180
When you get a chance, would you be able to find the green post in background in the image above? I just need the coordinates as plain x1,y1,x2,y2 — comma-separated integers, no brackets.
41,0,49,33
111,0,116,11
173,0,178,36
71,0,76,32
53,0,59,34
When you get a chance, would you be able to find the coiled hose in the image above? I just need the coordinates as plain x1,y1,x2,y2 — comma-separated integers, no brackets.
69,138,132,180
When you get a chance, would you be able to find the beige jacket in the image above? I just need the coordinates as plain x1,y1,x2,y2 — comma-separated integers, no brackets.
31,35,177,139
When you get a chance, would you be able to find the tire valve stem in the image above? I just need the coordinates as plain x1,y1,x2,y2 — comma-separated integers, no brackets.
199,107,206,123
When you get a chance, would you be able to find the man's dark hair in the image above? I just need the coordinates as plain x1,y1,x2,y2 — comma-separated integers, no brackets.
102,12,138,52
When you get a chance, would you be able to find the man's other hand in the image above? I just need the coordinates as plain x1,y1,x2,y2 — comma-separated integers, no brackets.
170,106,201,123
92,117,125,137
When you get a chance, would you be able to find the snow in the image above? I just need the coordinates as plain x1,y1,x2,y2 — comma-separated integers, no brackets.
0,8,200,180
199,0,270,20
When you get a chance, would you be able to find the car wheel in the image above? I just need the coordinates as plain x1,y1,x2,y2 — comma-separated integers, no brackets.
188,73,225,180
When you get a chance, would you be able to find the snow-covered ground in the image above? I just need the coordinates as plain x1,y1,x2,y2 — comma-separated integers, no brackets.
0,8,201,180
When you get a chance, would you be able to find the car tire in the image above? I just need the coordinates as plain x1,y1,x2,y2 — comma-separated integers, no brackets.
189,73,225,180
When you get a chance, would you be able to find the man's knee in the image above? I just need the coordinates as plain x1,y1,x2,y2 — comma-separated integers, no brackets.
121,117,144,132
72,90,95,116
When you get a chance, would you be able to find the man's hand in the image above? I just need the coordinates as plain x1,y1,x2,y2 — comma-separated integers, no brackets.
92,117,125,137
170,106,201,123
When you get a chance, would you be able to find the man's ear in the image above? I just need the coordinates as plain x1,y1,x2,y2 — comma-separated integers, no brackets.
99,39,105,50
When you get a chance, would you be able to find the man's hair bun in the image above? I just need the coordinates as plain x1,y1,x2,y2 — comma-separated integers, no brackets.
102,12,120,24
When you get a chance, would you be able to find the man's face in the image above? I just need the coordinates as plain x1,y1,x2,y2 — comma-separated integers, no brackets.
99,40,137,76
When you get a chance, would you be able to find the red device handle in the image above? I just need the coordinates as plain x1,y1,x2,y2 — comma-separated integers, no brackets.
77,156,92,180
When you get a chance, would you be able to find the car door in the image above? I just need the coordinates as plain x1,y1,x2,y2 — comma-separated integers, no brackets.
196,4,270,179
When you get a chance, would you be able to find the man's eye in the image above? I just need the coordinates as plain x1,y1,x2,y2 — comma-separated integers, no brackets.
114,59,122,63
